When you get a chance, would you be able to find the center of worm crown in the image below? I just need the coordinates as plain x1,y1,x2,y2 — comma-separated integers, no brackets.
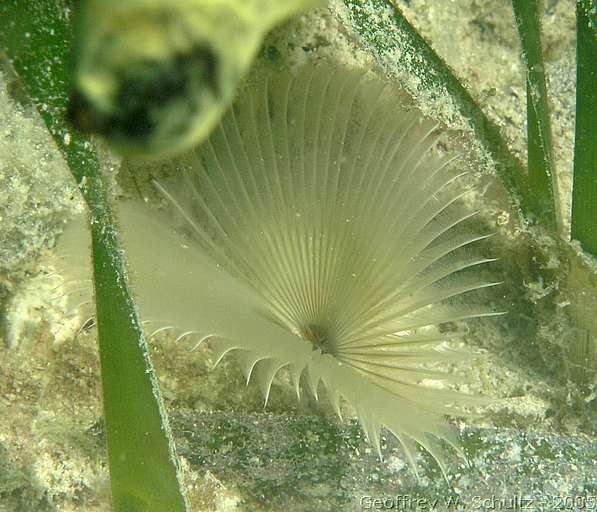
303,323,335,355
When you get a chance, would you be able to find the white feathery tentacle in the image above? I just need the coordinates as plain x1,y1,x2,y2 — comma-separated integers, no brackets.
116,64,499,475
174,330,199,343
210,340,243,369
235,350,265,385
50,213,95,320
149,325,176,339
253,359,289,407
288,363,304,399
189,334,213,352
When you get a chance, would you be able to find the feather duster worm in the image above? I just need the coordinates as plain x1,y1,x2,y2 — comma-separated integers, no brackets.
118,65,499,476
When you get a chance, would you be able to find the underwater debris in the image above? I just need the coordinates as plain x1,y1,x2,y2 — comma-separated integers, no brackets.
68,0,320,158
117,64,500,476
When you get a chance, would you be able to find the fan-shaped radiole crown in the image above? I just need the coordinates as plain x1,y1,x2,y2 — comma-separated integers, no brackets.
118,64,500,477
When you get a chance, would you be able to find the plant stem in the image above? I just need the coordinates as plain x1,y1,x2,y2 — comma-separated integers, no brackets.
511,0,560,233
571,0,597,258
0,2,190,510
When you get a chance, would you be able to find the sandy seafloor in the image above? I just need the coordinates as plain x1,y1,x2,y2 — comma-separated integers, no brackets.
0,0,595,510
